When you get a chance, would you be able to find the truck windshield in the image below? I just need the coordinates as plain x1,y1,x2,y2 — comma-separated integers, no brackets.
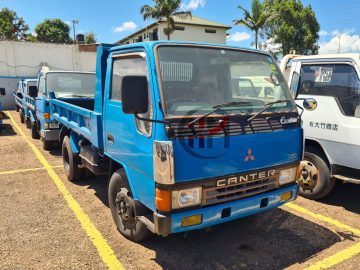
46,72,95,98
157,46,296,117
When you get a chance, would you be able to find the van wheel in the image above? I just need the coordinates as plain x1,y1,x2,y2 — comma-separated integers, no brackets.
62,136,83,182
298,151,335,200
20,110,25,123
31,121,40,139
108,169,151,242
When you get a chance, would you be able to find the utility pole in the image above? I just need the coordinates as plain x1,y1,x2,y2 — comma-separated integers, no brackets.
72,19,79,44
338,35,341,54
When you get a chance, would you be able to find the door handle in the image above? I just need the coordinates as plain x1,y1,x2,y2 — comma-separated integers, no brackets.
107,133,114,144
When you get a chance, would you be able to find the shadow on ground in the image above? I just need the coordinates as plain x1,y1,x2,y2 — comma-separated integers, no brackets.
0,124,17,136
320,181,360,215
144,209,341,270
71,174,342,270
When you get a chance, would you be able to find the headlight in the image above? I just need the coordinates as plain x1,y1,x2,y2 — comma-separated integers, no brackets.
279,167,297,185
153,141,174,185
172,187,202,209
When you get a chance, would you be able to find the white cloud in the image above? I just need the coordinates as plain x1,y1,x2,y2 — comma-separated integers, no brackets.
181,0,206,10
319,32,360,54
319,30,328,37
114,21,137,33
227,31,251,42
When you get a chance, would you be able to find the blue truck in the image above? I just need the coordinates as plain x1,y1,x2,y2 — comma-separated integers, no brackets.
26,70,95,150
48,41,309,241
14,79,38,127
0,87,5,129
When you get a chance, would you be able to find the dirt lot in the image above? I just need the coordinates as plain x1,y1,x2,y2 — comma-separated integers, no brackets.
0,110,359,270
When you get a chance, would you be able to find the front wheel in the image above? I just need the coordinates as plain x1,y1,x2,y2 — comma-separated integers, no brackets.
20,110,25,123
108,169,151,242
62,136,84,182
298,151,335,200
31,121,40,139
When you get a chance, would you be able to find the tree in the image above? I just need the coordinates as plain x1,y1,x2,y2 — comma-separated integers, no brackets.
35,19,71,43
0,8,29,40
84,32,97,44
233,0,275,49
263,0,320,56
140,0,191,40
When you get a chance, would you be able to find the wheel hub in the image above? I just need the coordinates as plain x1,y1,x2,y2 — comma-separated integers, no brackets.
298,160,319,191
115,189,136,228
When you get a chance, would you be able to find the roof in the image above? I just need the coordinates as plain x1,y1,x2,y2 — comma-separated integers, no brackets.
117,16,231,44
292,53,360,61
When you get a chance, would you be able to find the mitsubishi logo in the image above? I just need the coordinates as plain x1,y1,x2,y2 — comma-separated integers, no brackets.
244,148,255,161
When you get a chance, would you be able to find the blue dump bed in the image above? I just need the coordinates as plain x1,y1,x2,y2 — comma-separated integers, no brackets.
50,98,103,148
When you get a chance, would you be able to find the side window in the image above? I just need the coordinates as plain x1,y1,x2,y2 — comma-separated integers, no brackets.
37,77,45,97
111,54,153,135
299,64,360,117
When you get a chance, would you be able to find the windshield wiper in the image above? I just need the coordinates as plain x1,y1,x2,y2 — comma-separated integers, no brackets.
247,99,291,122
188,101,251,127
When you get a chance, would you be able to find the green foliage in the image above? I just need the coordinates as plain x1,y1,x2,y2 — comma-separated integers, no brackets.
140,0,191,40
263,0,320,56
35,19,71,43
0,8,29,40
233,0,275,49
84,32,97,44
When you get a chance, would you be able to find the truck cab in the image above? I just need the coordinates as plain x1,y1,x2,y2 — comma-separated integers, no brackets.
29,70,95,149
283,53,360,199
50,42,305,241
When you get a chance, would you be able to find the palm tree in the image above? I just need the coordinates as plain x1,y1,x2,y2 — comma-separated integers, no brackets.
233,0,275,49
140,0,191,40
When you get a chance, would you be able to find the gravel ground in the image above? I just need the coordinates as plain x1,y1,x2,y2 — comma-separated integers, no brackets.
0,111,359,270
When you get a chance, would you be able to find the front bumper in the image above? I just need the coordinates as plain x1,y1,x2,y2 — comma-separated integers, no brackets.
153,184,298,236
40,129,60,141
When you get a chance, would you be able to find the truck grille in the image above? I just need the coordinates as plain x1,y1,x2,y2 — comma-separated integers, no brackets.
167,112,299,139
202,177,278,206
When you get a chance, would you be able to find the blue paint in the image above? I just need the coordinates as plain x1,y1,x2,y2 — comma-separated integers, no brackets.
47,42,304,234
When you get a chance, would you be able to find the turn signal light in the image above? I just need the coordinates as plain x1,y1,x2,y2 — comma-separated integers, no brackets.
280,191,292,201
44,113,50,119
181,214,202,227
155,189,171,212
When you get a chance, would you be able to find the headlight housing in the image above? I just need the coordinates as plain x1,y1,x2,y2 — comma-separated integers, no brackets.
279,167,297,185
153,141,174,185
172,187,202,209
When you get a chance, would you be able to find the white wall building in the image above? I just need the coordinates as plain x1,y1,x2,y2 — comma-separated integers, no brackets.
117,16,231,45
0,41,96,109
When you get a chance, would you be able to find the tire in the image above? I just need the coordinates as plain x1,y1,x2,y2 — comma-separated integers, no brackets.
298,150,336,200
62,136,84,182
42,139,52,151
25,118,31,129
31,121,40,139
15,105,19,112
108,169,151,242
20,110,25,123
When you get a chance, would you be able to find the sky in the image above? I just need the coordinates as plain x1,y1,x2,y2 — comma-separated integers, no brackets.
1,0,360,54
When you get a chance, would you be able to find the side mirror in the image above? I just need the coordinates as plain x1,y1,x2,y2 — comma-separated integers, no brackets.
303,98,317,111
28,85,38,98
0,87,5,96
121,75,149,114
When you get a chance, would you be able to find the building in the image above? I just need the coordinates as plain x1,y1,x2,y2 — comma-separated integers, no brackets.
117,16,231,45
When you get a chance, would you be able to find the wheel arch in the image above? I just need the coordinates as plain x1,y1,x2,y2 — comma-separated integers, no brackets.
305,138,333,169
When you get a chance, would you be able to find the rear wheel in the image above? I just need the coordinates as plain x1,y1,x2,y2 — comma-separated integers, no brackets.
31,121,40,139
62,136,84,182
298,150,335,200
20,110,25,123
108,169,151,242
25,118,31,129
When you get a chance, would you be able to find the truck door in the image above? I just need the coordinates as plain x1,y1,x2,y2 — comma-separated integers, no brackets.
103,51,155,206
296,62,360,170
